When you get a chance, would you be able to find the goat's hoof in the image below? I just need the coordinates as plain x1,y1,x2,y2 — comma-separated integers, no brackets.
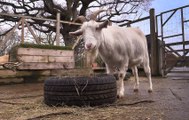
148,89,153,93
117,94,124,99
134,89,139,92
117,92,124,98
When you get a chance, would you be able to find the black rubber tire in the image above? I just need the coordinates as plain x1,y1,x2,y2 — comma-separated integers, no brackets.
44,74,117,106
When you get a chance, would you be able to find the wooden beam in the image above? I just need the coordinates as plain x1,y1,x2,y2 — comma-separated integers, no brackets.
150,8,159,75
17,55,74,63
17,48,74,57
56,12,61,46
17,62,75,70
17,55,49,63
25,21,40,44
21,17,25,44
0,12,81,26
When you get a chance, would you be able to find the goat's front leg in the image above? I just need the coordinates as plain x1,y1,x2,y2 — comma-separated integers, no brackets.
117,67,127,98
106,64,114,74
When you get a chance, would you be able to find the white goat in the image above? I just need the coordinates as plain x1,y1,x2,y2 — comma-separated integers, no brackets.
69,10,153,98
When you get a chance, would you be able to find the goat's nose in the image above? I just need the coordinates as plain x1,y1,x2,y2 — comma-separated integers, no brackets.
86,43,92,49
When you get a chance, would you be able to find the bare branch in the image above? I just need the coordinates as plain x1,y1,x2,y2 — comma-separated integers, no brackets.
0,0,152,49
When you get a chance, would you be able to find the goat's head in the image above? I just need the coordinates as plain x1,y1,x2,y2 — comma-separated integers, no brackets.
69,9,110,51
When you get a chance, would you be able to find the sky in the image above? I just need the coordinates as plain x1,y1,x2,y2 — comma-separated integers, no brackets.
149,0,189,15
130,0,189,55
135,0,189,34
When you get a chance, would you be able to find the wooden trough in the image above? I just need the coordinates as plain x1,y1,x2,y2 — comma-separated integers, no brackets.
0,44,92,84
10,44,75,70
15,47,74,70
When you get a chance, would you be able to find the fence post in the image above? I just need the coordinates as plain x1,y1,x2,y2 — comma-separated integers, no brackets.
150,8,159,76
21,17,25,44
56,12,60,46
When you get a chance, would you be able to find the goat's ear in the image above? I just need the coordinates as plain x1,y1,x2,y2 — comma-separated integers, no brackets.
69,29,83,36
96,20,109,30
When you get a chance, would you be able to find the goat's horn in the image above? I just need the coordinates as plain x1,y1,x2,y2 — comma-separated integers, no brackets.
90,9,106,20
73,16,86,23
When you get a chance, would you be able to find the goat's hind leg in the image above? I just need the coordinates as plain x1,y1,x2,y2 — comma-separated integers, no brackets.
143,62,153,93
132,66,139,92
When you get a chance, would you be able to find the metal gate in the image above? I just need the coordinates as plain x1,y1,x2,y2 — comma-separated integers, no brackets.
156,5,189,76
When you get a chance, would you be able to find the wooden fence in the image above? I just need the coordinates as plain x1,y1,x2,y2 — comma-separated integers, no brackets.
0,12,81,48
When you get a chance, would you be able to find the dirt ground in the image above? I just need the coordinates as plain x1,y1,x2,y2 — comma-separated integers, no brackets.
0,77,189,120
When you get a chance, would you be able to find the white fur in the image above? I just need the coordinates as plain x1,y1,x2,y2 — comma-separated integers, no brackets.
70,20,153,98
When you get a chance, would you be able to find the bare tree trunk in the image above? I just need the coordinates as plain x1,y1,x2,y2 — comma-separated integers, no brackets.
62,24,79,46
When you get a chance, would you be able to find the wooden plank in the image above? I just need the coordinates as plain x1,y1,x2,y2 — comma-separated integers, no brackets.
17,48,74,57
48,56,74,62
0,70,16,77
17,62,75,70
17,55,48,62
0,78,24,84
0,55,9,63
17,55,74,63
